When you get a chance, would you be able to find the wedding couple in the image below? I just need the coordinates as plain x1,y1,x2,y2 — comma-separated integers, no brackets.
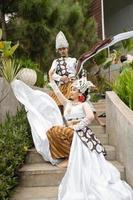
11,31,133,200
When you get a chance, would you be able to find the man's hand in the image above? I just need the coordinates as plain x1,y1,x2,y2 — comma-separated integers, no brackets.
60,75,69,83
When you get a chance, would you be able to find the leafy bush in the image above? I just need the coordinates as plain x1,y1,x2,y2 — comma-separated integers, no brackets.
0,108,33,200
121,61,133,72
113,68,133,110
19,58,39,70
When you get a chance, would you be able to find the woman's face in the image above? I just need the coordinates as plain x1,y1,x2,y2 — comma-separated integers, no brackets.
69,86,80,101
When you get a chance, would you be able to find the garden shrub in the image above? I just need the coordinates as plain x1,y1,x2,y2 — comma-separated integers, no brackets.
0,108,33,200
113,67,133,110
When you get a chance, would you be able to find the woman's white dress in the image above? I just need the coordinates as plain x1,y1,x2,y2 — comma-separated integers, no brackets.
11,80,133,200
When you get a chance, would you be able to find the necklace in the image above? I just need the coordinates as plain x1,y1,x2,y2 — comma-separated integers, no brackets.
71,101,80,106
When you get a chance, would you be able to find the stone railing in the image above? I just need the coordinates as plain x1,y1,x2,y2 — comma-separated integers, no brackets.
106,91,133,186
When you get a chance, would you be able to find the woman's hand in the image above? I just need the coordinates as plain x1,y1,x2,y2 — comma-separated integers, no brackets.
49,69,55,81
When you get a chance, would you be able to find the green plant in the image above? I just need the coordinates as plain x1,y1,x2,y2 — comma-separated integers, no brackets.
0,108,33,200
0,58,21,82
121,61,133,72
97,76,112,94
0,29,21,106
19,58,39,70
35,69,45,87
113,68,133,110
0,28,20,83
122,37,133,52
90,93,102,102
0,31,19,59
43,73,48,86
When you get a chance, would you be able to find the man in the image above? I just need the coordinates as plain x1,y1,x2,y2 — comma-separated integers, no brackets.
49,31,105,126
49,31,77,107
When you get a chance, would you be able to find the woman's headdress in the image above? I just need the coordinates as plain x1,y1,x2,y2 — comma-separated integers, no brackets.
72,77,94,94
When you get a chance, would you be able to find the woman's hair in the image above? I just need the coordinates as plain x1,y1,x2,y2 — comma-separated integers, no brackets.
82,89,89,102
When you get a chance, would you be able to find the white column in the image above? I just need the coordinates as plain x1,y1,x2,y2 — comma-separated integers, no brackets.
101,0,105,39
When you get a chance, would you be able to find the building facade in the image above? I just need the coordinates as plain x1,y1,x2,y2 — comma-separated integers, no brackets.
104,0,133,37
91,0,133,38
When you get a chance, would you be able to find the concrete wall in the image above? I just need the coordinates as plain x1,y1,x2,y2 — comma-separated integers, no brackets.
0,78,20,123
105,3,133,37
106,91,133,186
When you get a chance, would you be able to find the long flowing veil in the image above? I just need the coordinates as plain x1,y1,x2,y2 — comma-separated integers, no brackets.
11,79,63,164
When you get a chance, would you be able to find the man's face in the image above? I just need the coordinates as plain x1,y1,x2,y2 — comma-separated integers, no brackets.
58,47,68,57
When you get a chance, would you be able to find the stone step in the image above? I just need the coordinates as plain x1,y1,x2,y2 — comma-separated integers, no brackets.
91,117,106,125
19,160,124,187
26,134,109,164
95,110,106,116
93,100,105,107
11,186,58,200
26,149,46,164
92,104,105,110
111,161,125,180
93,99,105,104
105,145,116,161
89,125,106,134
93,105,105,110
19,163,65,187
93,99,105,102
25,141,115,164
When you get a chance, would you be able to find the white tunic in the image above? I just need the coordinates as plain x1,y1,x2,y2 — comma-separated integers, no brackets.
50,57,77,82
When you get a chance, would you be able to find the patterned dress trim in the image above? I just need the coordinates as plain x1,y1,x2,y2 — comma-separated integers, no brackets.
76,126,106,156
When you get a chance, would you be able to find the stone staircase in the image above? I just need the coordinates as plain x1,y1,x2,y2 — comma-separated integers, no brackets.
11,100,125,200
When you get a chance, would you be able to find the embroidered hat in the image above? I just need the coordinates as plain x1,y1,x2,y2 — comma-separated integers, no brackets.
72,77,94,94
56,31,69,50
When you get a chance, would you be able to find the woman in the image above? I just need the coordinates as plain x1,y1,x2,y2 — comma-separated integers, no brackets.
47,70,106,167
11,76,133,200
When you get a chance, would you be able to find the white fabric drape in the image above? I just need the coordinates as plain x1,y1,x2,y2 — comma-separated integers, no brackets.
11,80,133,200
78,31,133,74
58,133,133,200
11,80,63,165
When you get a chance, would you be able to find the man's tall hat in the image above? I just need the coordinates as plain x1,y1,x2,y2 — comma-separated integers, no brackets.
56,31,69,50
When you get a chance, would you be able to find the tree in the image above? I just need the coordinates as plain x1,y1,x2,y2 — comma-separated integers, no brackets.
0,0,18,39
5,0,98,72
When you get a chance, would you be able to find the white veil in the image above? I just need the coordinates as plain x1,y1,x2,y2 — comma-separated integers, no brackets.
11,80,63,165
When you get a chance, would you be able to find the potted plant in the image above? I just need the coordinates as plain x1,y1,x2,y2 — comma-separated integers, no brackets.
17,58,37,86
0,29,21,103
